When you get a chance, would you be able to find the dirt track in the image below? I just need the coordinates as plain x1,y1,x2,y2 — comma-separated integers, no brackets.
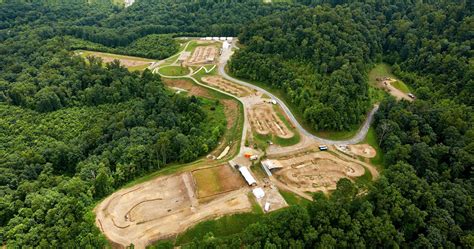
273,151,365,193
202,76,253,97
187,46,218,65
95,173,251,248
248,103,294,138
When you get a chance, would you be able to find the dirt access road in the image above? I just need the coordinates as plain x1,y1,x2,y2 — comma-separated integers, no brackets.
218,41,379,145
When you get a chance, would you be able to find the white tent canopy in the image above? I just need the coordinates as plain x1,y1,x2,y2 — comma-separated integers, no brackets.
252,188,265,199
238,166,257,186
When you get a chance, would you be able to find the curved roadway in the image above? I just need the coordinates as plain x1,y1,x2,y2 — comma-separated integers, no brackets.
155,39,379,146
218,45,378,145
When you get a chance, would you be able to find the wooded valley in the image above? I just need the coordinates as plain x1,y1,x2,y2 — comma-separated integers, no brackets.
0,0,472,248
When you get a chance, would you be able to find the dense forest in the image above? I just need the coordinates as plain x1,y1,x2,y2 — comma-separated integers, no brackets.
1,0,472,248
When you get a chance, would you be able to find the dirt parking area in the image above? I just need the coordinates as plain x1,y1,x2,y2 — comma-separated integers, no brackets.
248,103,294,138
202,76,253,97
192,165,246,200
379,78,413,101
187,45,218,65
273,150,365,193
95,172,251,248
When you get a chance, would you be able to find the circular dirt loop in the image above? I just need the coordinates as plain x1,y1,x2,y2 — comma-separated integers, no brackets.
248,103,294,138
348,144,377,158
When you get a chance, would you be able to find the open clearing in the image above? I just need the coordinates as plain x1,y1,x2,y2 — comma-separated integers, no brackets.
202,76,253,97
248,103,294,138
76,50,154,70
95,173,251,248
192,165,246,200
271,150,365,193
369,63,413,101
158,66,190,76
186,45,218,65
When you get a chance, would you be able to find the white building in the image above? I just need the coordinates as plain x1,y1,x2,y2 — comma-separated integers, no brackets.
252,188,265,199
238,166,257,186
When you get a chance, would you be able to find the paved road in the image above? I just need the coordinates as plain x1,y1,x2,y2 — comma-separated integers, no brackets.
218,44,378,145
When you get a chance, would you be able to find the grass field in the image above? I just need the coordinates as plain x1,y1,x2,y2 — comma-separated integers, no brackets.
391,80,410,93
193,168,221,197
361,127,384,168
192,165,245,198
158,66,190,76
279,190,311,206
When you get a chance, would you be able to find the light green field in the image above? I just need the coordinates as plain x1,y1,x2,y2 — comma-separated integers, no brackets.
369,63,411,93
279,189,311,206
158,66,190,76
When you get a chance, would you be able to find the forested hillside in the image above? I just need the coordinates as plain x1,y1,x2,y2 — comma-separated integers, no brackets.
0,1,226,246
1,0,472,248
230,4,381,130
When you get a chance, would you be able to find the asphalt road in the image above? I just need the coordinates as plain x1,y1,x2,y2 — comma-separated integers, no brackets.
218,44,379,145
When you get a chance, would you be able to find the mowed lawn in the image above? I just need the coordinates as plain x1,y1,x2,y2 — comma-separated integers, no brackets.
158,66,190,76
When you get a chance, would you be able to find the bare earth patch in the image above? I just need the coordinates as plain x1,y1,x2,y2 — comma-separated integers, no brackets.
81,51,154,68
248,103,294,138
348,144,377,158
272,150,365,193
95,172,251,248
186,45,218,65
162,79,212,98
202,76,253,97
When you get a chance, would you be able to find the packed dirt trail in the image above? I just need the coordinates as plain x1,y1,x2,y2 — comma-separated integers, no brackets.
218,41,379,145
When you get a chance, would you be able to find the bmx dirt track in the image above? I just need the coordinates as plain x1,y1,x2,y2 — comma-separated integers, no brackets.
272,150,365,193
95,172,251,248
248,103,294,138
202,76,253,97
